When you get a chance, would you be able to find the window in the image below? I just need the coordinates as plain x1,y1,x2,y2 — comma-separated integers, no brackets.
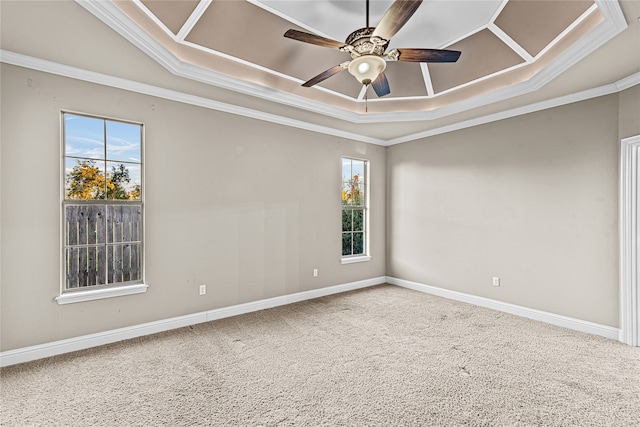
341,157,368,261
61,112,144,296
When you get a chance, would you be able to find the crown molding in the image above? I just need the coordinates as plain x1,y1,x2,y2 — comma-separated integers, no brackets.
616,72,640,91
386,80,632,145
2,49,638,146
0,50,386,146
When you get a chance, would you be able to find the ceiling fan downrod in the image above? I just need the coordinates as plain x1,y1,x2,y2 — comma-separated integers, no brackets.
366,0,370,28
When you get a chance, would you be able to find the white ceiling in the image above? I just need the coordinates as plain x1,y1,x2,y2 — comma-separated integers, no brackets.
252,0,503,48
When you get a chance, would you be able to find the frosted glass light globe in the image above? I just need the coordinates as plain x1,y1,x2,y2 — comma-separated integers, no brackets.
348,55,386,85
357,62,371,74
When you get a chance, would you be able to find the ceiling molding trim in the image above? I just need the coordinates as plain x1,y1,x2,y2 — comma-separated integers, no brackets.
176,0,213,41
420,63,435,97
490,0,510,23
2,48,636,146
527,14,627,95
616,72,640,91
75,1,184,76
2,50,635,147
595,0,628,28
131,0,177,41
534,3,600,60
487,22,533,62
386,82,627,146
0,49,386,146
74,0,628,126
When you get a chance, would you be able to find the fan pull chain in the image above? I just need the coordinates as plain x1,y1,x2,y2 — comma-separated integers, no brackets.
365,86,368,113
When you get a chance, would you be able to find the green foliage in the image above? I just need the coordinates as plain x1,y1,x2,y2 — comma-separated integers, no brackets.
107,163,131,200
353,210,364,232
342,233,352,256
342,210,352,232
353,232,364,254
342,208,365,256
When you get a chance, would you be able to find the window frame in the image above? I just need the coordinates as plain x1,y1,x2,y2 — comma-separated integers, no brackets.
57,111,147,304
341,157,371,264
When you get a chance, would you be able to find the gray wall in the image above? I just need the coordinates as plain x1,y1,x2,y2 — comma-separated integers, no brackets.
1,61,637,351
387,93,627,327
619,84,640,139
0,63,387,351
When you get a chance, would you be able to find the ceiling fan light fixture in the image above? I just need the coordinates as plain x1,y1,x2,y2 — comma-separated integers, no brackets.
348,55,386,85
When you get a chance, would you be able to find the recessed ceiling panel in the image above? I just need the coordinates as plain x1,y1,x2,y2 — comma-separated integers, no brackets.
185,0,349,82
428,29,525,94
140,0,199,35
495,0,594,57
381,61,428,98
185,1,286,67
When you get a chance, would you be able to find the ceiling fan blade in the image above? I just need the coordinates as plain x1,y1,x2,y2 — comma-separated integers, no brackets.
284,29,346,50
396,48,461,63
372,0,423,42
371,72,391,97
302,64,348,87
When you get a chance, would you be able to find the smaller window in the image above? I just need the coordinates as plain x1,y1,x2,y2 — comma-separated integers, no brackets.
341,157,368,258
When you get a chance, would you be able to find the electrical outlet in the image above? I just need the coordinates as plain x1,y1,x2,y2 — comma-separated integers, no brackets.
492,277,500,287
313,268,318,277
199,284,206,295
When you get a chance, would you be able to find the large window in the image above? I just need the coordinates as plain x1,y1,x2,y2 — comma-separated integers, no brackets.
62,112,143,292
342,157,368,259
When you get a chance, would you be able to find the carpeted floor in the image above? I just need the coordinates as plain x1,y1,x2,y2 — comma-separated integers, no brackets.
1,284,639,426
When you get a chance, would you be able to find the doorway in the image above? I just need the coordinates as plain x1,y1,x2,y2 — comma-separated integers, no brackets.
620,135,639,346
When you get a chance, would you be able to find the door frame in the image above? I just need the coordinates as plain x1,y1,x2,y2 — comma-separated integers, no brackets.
620,135,639,346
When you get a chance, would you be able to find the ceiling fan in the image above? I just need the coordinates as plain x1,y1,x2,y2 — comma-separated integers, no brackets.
284,0,461,97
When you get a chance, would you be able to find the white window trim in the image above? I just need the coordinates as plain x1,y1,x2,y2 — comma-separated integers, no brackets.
59,111,146,302
55,283,148,305
341,255,372,265
341,157,370,263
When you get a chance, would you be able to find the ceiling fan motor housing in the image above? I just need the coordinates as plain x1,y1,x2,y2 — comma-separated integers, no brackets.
345,27,388,58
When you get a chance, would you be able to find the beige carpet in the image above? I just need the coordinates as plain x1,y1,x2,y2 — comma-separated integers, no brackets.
1,284,639,426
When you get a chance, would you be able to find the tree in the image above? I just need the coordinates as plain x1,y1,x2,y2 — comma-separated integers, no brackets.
66,159,105,200
66,159,137,200
107,163,131,200
342,174,363,205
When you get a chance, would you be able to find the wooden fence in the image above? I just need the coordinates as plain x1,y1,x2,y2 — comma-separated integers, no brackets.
65,204,142,288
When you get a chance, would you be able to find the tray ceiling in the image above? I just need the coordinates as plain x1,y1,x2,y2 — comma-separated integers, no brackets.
74,1,628,121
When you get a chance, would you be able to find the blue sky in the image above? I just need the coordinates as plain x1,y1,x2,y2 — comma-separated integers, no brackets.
342,157,365,183
64,114,142,193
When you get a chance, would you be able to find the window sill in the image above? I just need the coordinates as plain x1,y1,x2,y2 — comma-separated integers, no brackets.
341,255,371,265
55,283,148,305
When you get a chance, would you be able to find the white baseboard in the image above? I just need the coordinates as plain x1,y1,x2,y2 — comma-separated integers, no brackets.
0,276,386,367
1,275,622,367
387,276,620,341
